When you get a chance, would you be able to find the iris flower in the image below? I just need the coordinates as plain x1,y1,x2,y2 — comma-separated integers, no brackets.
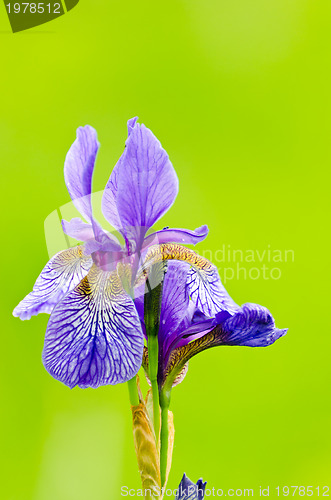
13,117,238,388
13,118,286,391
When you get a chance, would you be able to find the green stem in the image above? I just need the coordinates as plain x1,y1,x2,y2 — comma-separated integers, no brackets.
148,334,160,443
159,389,171,486
144,273,163,444
127,376,139,407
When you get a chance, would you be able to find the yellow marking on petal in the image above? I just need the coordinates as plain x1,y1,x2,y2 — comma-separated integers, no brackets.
116,261,133,295
162,330,220,391
143,346,188,388
135,243,213,286
146,243,212,269
76,264,126,300
55,244,86,265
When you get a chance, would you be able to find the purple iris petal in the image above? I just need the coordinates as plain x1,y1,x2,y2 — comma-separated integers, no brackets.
155,267,286,388
168,310,232,352
101,118,144,242
133,281,146,338
62,218,95,242
102,118,179,253
62,218,122,256
64,126,99,223
83,239,104,255
158,262,191,357
186,265,239,317
163,307,220,356
137,244,239,320
100,150,122,233
171,317,215,350
64,126,108,244
143,225,209,248
13,246,92,320
175,474,206,500
42,266,144,388
217,303,287,347
127,116,138,135
82,232,122,256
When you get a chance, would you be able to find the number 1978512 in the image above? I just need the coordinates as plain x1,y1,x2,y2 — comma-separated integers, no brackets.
5,3,61,14
276,486,329,496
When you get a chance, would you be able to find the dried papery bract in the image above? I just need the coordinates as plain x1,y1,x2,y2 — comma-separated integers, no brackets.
132,401,161,499
131,376,161,499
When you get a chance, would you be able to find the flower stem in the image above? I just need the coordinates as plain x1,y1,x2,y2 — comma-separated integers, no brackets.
159,388,171,486
144,270,163,444
127,376,139,407
148,334,160,443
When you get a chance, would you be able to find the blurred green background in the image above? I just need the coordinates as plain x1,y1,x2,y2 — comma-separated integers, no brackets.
1,1,330,498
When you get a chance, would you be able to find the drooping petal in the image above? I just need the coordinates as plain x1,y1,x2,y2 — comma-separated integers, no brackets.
160,309,228,374
143,225,209,248
102,118,179,252
13,246,92,320
162,303,287,389
169,316,215,349
42,264,144,388
215,303,288,347
62,218,94,242
64,126,99,223
175,474,207,500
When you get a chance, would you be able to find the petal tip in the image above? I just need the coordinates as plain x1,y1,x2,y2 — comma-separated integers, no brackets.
12,304,32,321
271,327,288,343
127,117,138,136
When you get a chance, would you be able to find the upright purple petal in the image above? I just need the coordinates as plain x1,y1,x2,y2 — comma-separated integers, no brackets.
102,118,179,252
64,126,99,223
13,246,92,320
100,152,122,232
127,116,138,135
42,265,144,388
143,225,209,248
